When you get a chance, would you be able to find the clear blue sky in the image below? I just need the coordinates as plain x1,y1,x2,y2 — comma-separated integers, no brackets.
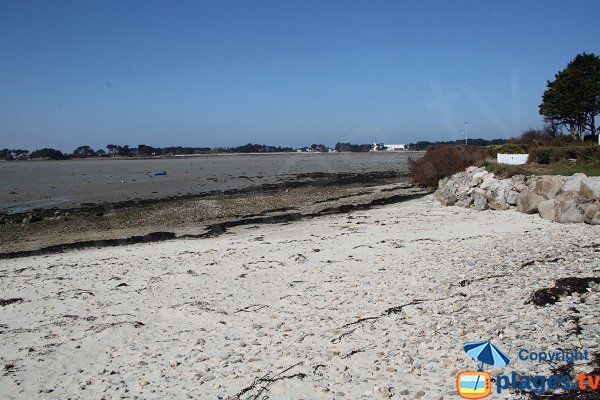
1,0,599,151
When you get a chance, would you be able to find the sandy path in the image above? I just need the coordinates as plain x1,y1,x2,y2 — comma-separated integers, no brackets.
1,195,599,399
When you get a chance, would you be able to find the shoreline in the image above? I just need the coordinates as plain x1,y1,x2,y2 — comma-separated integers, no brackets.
0,174,424,255
1,195,598,399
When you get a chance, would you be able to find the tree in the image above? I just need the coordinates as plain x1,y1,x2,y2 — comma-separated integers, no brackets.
106,144,118,156
137,144,156,156
116,145,131,156
73,145,97,157
29,148,67,160
539,52,600,141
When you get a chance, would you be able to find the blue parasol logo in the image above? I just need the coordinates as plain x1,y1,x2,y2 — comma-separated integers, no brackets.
464,340,511,371
458,341,511,398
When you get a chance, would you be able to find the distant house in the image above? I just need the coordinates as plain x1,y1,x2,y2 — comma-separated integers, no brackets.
371,143,407,151
384,144,407,151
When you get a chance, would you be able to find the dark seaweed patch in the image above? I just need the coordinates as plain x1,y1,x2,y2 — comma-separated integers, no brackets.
526,277,600,306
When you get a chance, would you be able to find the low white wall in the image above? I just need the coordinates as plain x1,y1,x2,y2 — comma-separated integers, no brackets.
497,153,529,165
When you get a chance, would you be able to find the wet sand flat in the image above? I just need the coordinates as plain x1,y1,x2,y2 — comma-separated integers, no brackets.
0,152,418,214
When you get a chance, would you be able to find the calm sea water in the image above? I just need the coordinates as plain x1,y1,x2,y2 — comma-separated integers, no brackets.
0,152,419,213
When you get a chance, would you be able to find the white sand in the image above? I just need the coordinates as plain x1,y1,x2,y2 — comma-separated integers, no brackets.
1,195,599,399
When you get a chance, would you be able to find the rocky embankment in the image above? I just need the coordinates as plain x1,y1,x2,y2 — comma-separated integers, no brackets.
436,166,600,224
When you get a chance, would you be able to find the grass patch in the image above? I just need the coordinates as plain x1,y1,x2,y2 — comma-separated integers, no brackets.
478,159,600,178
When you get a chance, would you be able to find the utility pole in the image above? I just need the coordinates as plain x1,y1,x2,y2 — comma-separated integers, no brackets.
464,121,469,146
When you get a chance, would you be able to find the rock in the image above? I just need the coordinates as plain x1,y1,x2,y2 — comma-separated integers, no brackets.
434,186,457,206
514,182,528,192
488,200,510,210
554,192,589,223
582,202,600,224
455,197,474,208
533,176,566,199
561,173,587,193
378,386,393,398
516,187,545,214
472,188,488,211
469,171,488,186
590,211,600,226
506,190,519,206
466,166,485,174
538,200,556,221
479,173,497,190
581,178,600,199
169,360,179,367
486,179,512,210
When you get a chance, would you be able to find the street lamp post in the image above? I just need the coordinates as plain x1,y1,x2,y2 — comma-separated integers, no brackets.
464,121,469,146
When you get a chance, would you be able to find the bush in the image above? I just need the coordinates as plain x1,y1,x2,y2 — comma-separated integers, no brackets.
528,146,600,164
409,145,487,188
486,144,527,157
517,128,552,146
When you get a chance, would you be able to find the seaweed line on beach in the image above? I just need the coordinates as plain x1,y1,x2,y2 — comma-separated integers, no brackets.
332,294,459,343
230,361,307,400
0,192,428,260
526,277,600,307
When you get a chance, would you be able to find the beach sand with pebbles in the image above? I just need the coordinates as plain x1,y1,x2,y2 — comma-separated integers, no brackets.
1,195,600,399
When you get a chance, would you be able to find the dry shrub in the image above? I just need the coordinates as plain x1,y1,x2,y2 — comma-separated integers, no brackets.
409,145,487,188
486,143,527,157
528,146,600,164
518,128,552,146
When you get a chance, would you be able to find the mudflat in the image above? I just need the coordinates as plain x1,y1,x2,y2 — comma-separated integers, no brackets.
0,152,418,214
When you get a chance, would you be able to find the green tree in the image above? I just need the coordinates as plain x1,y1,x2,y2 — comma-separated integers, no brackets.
73,145,96,157
106,144,118,156
539,52,600,141
30,148,66,160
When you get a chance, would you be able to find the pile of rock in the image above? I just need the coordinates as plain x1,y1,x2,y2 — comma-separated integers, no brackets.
435,166,600,224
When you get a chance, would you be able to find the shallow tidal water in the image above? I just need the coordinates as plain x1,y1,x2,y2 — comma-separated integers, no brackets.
0,152,418,213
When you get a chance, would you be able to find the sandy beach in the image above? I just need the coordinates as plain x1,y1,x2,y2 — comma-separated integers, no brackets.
1,195,599,399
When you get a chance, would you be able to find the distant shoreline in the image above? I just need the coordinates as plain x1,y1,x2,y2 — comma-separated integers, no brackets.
0,150,424,162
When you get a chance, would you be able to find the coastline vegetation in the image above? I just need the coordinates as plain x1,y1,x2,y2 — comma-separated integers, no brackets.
410,52,600,188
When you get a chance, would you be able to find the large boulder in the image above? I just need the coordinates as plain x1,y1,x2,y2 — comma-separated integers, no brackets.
486,179,512,210
516,176,567,214
589,211,600,225
554,192,590,224
506,190,519,206
437,189,457,206
538,200,557,221
469,170,489,187
472,188,488,211
582,202,600,224
479,173,497,190
516,186,546,214
581,178,600,199
456,196,474,208
532,176,567,199
561,173,587,193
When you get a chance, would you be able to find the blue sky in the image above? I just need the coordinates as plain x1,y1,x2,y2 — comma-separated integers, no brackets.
1,0,599,151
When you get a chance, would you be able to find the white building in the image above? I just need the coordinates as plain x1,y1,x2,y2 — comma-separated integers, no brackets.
384,144,407,151
372,143,408,151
